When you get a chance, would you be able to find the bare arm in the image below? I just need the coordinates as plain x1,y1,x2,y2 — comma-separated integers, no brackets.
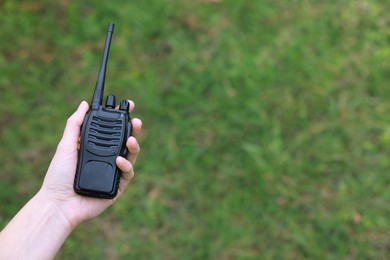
0,100,142,259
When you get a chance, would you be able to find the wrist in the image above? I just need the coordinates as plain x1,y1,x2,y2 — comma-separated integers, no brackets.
34,190,77,233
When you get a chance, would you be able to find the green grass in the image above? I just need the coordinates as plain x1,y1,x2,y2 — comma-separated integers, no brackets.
0,0,389,258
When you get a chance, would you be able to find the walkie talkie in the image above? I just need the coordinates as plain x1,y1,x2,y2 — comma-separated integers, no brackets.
74,22,132,199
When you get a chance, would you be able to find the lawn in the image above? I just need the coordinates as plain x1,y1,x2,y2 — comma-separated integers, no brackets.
0,0,389,259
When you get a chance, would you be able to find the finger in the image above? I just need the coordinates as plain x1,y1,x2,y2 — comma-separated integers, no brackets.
128,100,135,112
126,136,140,165
131,118,142,138
113,100,141,137
58,101,89,149
116,156,134,194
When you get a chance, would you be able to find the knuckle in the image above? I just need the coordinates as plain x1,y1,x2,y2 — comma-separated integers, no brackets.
132,143,141,154
122,168,134,181
66,116,76,126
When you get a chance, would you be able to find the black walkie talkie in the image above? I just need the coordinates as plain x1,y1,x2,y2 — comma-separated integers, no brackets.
74,22,132,199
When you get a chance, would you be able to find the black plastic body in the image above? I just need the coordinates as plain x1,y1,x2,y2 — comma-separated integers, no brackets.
74,106,131,199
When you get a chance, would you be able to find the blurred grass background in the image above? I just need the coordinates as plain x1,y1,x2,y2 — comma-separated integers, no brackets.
0,0,389,258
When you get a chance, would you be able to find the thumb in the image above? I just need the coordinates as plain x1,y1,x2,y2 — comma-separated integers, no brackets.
57,101,89,151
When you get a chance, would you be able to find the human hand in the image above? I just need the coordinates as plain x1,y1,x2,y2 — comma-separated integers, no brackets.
39,100,142,228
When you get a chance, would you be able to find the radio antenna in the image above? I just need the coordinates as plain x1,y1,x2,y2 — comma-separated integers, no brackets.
91,22,115,109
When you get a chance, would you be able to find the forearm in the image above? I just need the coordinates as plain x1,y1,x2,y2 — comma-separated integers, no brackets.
0,190,74,259
0,101,141,259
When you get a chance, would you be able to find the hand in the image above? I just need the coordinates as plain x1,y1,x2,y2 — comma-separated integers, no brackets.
39,100,142,228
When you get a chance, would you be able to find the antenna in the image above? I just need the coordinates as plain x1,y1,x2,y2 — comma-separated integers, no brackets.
91,22,115,109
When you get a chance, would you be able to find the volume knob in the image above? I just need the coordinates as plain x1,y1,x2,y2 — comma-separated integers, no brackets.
105,95,116,108
119,100,129,111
